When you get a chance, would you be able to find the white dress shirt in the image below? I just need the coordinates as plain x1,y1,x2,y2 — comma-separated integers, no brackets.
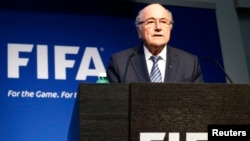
144,45,167,82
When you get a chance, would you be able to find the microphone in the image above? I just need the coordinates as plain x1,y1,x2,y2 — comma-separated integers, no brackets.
204,57,233,84
122,53,135,83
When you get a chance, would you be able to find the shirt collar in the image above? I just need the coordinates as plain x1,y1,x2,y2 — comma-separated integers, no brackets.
144,45,167,61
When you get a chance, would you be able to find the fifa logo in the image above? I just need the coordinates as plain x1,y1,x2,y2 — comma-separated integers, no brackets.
7,43,106,80
140,132,207,141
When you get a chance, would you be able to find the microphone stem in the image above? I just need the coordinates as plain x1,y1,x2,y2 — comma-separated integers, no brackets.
204,58,233,84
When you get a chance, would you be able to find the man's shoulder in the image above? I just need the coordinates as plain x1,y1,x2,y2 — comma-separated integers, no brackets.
112,46,140,56
168,46,197,57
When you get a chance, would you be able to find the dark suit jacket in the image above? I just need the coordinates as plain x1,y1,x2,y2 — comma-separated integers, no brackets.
106,45,203,83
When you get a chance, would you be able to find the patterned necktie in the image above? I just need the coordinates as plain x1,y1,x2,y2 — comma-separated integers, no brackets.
150,56,162,82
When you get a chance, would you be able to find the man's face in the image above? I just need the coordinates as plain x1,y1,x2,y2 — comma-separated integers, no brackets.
137,5,173,48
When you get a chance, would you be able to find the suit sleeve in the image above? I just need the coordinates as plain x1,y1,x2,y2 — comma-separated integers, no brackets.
192,56,204,83
106,55,120,83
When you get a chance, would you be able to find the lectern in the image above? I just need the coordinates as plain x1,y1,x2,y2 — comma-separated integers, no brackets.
77,83,250,141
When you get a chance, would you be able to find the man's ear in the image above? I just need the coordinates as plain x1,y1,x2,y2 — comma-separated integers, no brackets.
136,27,142,39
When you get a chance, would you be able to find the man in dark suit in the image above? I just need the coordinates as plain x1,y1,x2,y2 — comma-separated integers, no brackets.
106,3,203,83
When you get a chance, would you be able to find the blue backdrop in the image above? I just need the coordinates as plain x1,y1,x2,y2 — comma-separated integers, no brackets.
0,2,224,141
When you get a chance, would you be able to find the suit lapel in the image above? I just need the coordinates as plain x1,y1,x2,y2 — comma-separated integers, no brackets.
165,46,178,82
130,47,151,82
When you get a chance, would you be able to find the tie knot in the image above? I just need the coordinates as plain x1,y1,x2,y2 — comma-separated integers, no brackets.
150,56,161,63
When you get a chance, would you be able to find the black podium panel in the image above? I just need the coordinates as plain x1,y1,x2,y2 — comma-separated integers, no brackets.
130,83,250,141
78,83,250,141
78,84,129,141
